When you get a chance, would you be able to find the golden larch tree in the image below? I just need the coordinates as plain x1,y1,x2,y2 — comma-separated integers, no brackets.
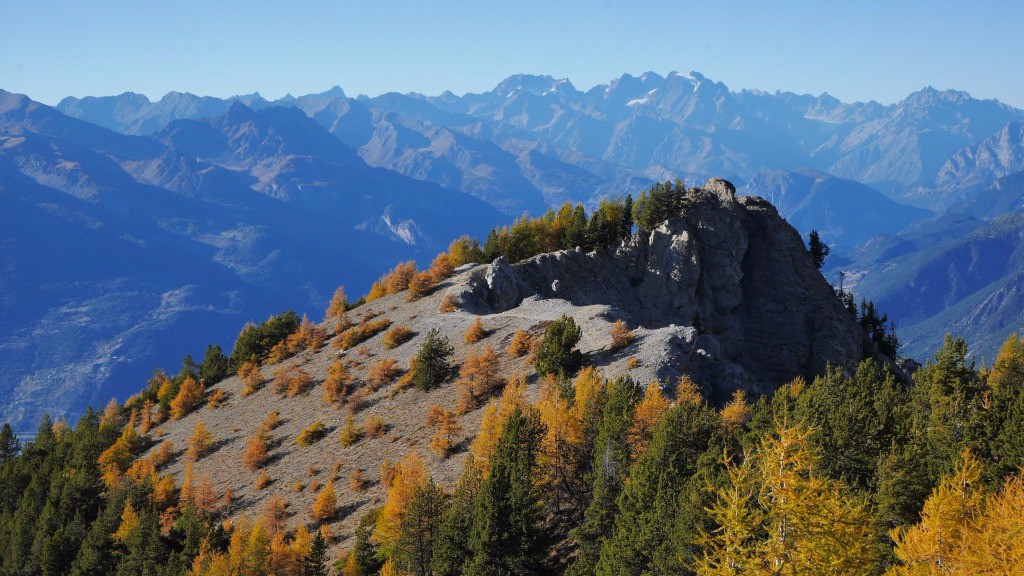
170,376,205,420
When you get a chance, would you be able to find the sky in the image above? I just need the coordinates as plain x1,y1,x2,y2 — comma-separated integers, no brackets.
4,0,1024,108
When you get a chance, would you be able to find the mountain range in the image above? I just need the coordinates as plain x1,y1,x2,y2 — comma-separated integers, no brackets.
5,69,1024,428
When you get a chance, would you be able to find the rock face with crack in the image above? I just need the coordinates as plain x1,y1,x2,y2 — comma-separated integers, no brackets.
451,178,864,402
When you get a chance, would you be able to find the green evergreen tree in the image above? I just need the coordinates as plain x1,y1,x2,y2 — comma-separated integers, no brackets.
482,229,502,262
114,505,165,576
595,401,720,575
0,423,20,465
431,467,481,576
305,529,329,576
620,195,633,239
795,361,909,491
229,310,301,368
466,407,548,576
395,479,447,576
808,229,830,269
911,335,984,480
199,344,229,384
671,179,687,213
413,328,454,391
569,377,639,576
564,205,589,251
534,315,583,378
351,509,383,575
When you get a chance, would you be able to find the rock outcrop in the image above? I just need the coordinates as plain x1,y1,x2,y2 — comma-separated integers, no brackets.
452,178,863,402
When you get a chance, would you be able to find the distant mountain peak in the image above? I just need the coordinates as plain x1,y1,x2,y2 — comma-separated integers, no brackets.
224,100,257,121
317,85,346,99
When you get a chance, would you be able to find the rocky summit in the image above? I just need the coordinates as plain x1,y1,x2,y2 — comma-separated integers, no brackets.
448,178,863,402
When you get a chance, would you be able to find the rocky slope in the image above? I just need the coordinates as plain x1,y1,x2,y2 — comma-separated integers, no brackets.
141,179,867,554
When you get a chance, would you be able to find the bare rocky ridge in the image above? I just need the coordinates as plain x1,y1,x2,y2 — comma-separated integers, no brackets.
451,178,862,401
144,179,865,555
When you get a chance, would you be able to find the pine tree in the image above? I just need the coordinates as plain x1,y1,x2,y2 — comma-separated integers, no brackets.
620,195,634,239
466,407,548,576
304,529,329,576
534,314,583,378
564,205,588,251
395,479,447,576
808,229,830,269
596,400,720,575
0,422,21,464
431,469,481,576
412,328,454,391
199,344,229,384
570,376,639,576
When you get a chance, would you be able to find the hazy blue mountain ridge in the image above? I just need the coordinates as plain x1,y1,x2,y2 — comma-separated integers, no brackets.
1,92,506,429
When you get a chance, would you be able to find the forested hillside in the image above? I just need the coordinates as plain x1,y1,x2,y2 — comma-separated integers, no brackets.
1,183,1022,575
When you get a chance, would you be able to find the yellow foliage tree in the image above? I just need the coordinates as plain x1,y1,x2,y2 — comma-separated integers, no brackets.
468,376,529,473
339,415,361,447
272,363,312,397
571,367,605,421
456,346,504,413
185,421,213,461
699,422,878,575
367,357,401,390
261,494,289,534
989,333,1024,392
464,316,487,343
238,359,264,396
113,501,140,543
447,235,481,267
152,473,177,510
438,292,458,313
609,319,635,349
170,376,205,420
311,481,338,524
325,285,349,331
243,431,269,471
100,397,121,427
407,271,434,301
375,451,429,555
536,374,586,513
887,450,1024,575
507,329,532,358
323,358,353,406
383,325,415,350
428,252,455,283
194,473,217,512
426,405,462,457
720,389,752,434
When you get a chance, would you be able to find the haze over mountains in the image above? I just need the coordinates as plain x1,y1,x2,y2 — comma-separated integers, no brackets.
5,70,1024,428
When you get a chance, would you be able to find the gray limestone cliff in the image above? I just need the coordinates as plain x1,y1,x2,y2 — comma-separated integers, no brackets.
451,178,864,402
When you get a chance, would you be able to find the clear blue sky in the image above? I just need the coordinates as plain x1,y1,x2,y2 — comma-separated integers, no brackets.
5,0,1023,108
